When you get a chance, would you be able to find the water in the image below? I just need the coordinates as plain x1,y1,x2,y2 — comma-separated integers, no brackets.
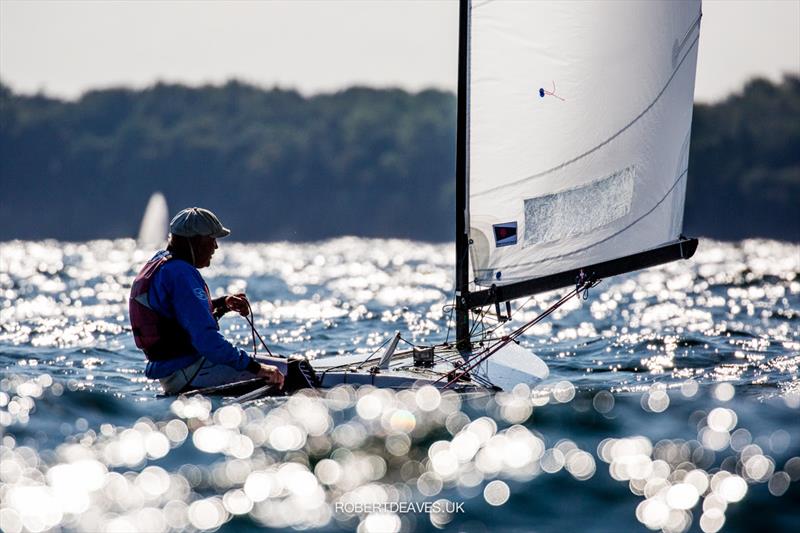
1,238,798,532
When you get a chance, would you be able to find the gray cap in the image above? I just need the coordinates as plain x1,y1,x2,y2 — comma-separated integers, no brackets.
169,207,231,238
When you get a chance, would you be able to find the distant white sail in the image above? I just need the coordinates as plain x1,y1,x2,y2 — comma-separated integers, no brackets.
467,0,701,286
137,192,169,247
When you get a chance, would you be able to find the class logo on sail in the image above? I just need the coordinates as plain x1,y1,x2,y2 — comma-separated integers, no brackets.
538,81,565,101
493,222,518,247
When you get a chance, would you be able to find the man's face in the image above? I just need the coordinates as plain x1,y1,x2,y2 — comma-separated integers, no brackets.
193,236,218,268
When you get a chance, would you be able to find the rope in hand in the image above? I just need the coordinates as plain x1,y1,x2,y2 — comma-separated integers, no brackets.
242,300,274,357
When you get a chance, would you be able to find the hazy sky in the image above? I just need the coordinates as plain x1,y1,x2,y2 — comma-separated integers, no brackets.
1,0,798,103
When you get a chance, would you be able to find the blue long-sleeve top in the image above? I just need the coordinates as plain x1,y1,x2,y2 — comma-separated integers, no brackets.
143,252,257,379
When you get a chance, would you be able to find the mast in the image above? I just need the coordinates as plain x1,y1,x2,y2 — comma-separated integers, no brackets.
455,0,471,351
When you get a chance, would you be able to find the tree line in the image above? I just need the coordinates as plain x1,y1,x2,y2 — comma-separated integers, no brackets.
1,75,797,242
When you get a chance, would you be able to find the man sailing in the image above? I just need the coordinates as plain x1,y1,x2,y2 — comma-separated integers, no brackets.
129,207,284,394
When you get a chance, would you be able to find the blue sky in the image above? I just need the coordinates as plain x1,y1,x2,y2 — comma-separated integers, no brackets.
1,0,798,102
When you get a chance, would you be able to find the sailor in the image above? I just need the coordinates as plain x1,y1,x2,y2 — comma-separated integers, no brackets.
129,207,285,394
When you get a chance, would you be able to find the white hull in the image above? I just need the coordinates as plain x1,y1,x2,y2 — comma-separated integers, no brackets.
185,342,549,401
310,341,549,393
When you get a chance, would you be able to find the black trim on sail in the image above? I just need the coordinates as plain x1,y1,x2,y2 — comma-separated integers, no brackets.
464,238,698,310
455,0,471,350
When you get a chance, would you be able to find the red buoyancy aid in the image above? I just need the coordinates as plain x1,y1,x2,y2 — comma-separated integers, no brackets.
129,252,212,361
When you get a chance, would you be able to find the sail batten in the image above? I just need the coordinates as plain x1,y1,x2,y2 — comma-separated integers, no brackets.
465,0,702,291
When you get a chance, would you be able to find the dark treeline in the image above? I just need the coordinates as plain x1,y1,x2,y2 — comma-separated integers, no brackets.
1,75,798,242
0,82,456,241
685,75,800,242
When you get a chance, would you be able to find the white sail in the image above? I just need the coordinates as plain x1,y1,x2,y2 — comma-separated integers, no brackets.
137,192,169,247
467,0,701,286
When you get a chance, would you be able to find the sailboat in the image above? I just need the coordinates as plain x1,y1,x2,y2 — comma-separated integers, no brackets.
137,192,169,248
248,0,703,397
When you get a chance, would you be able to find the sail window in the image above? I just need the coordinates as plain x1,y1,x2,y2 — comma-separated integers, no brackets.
522,166,635,247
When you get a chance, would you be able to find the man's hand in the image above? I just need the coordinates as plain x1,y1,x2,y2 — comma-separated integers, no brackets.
256,364,285,389
225,293,250,317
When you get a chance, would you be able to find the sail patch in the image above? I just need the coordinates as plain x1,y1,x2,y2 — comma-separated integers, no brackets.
523,167,635,246
493,222,518,247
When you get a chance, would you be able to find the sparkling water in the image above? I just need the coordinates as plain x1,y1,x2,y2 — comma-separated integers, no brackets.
1,238,798,532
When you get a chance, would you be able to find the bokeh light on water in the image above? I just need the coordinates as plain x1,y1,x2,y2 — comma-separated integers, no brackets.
2,373,799,532
1,238,799,531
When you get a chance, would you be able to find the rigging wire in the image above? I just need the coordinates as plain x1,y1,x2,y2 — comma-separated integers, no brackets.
468,293,538,343
437,278,601,389
399,335,465,367
356,335,395,369
397,336,416,348
468,300,493,339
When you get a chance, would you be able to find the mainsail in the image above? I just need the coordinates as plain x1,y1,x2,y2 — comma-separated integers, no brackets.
455,0,701,342
137,192,169,247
